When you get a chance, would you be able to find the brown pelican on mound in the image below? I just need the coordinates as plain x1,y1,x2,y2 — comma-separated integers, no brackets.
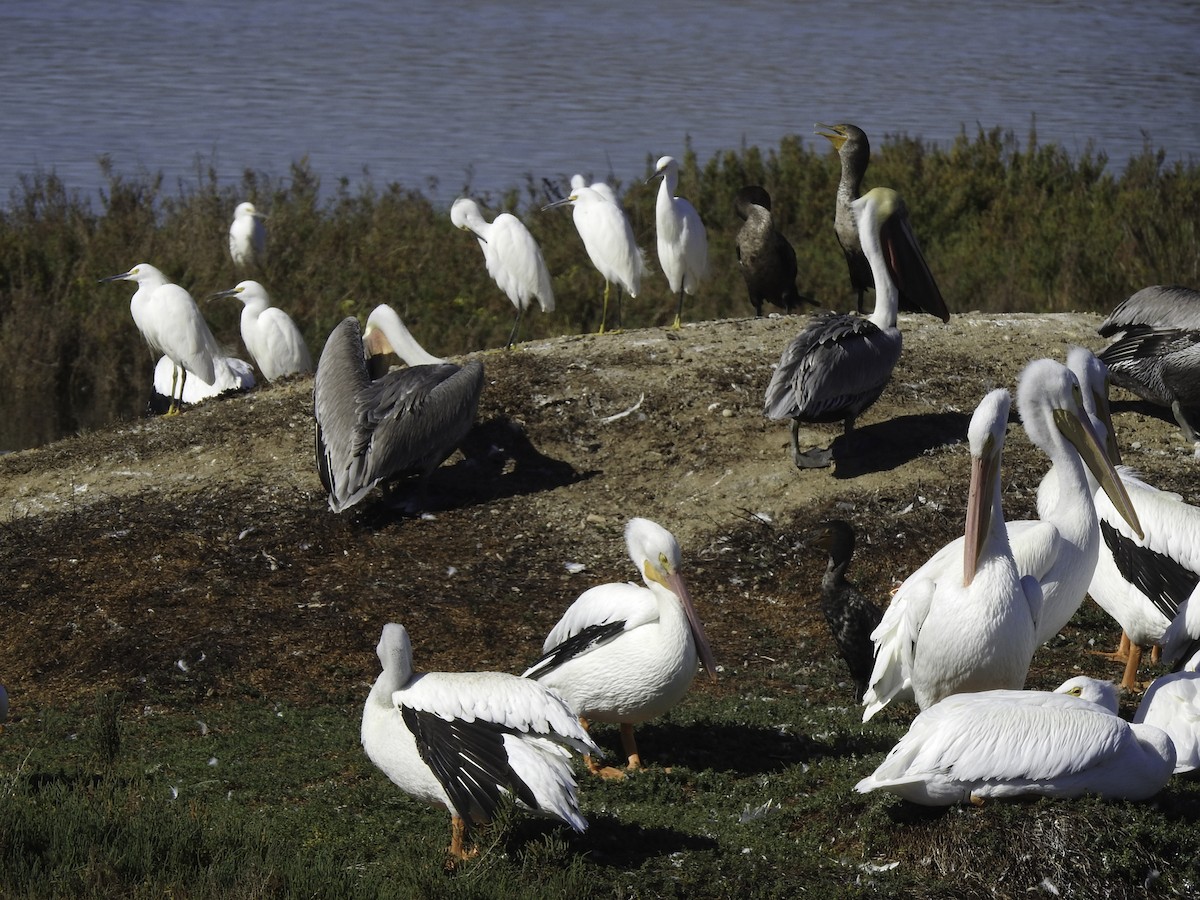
734,185,813,317
763,185,943,468
313,305,484,513
814,520,883,701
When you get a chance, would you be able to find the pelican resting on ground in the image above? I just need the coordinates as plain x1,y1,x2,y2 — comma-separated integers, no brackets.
229,201,266,268
211,280,312,381
1098,285,1200,448
523,518,717,778
763,185,944,469
149,354,255,414
857,676,1175,805
362,623,599,861
313,306,484,513
1135,671,1200,774
734,185,812,317
814,520,883,701
862,389,1042,721
451,197,555,348
649,156,708,328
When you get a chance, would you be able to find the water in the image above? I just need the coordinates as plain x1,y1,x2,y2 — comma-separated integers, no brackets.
1,0,1196,206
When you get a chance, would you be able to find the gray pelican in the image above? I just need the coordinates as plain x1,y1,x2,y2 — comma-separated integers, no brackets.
229,201,266,268
1134,671,1200,774
100,263,223,415
763,185,940,468
734,185,812,317
313,305,483,513
450,197,555,348
523,518,717,778
814,520,883,701
862,389,1041,720
210,280,312,381
649,156,708,328
361,623,599,862
857,676,1175,805
543,184,645,334
1097,285,1200,447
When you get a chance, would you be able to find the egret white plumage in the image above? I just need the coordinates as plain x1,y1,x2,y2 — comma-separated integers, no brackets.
542,184,645,334
571,173,617,205
211,280,312,381
734,185,811,317
450,198,555,348
649,156,707,328
100,263,223,415
814,520,883,701
857,676,1176,805
228,201,266,268
1135,671,1200,773
149,354,255,413
313,306,484,513
362,623,599,861
861,389,1041,720
523,518,717,777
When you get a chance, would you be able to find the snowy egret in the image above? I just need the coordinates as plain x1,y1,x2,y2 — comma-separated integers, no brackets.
542,185,645,334
362,623,599,862
649,156,708,328
450,198,555,348
100,263,223,415
149,354,255,414
734,185,811,316
229,201,266,268
571,173,617,205
210,280,312,381
814,520,883,701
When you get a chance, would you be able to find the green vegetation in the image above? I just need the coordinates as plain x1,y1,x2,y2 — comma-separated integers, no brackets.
1,127,1197,449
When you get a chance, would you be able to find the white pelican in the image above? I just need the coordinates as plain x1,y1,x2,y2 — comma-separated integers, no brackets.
1161,582,1200,672
150,354,255,413
523,518,717,777
734,185,812,317
649,156,708,329
313,307,483,513
763,185,943,469
228,201,266,268
1134,671,1200,774
862,389,1041,720
362,623,599,861
542,184,646,334
100,263,223,415
814,520,883,701
857,676,1176,805
450,197,555,348
210,280,312,382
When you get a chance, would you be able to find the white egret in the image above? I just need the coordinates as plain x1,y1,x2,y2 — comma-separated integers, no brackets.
1135,671,1200,773
814,520,883,702
362,623,599,862
210,280,313,381
734,185,810,317
649,156,707,328
571,173,617,205
150,354,255,413
523,518,717,778
450,198,554,348
229,201,266,268
100,263,223,415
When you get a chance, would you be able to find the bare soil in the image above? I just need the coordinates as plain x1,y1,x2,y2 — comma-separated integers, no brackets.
2,311,1196,717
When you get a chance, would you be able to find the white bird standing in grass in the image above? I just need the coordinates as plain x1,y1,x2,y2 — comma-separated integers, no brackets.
100,263,223,415
1135,671,1200,774
451,198,555,348
210,280,312,381
229,201,266,268
649,156,707,328
362,623,599,862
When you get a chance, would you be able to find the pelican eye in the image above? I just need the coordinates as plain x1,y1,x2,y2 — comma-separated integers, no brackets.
1068,687,1082,696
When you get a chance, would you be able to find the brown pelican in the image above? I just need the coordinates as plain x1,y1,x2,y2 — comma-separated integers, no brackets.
814,520,883,701
210,280,312,381
763,185,940,468
1097,285,1200,447
734,185,812,317
313,306,483,513
229,201,266,268
362,623,599,862
649,156,708,328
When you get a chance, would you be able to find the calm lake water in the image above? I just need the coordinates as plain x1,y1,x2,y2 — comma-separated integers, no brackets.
1,0,1197,204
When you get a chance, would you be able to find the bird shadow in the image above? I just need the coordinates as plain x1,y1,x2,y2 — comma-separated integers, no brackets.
830,411,972,479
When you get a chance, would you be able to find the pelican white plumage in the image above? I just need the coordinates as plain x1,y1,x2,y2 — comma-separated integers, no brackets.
649,156,708,328
228,201,266,268
150,354,255,413
1135,671,1200,773
313,306,483,513
450,198,555,348
542,183,645,334
1162,582,1200,672
523,518,717,777
101,263,223,415
362,623,599,861
862,389,1041,720
211,280,312,381
857,676,1176,805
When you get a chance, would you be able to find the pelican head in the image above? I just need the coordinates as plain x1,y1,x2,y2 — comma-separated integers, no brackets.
1054,675,1119,713
963,388,1012,587
361,304,445,366
376,622,415,687
1065,345,1122,467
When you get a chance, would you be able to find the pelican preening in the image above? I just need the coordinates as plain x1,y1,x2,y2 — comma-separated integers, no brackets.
649,156,708,329
149,354,255,413
523,518,717,777
1134,671,1200,774
734,185,812,317
814,520,883,701
210,280,312,382
362,623,599,861
451,197,555,348
857,676,1176,805
229,201,266,268
313,305,484,513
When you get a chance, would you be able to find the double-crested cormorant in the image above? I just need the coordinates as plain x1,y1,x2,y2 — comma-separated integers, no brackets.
649,156,708,329
814,520,883,701
211,280,312,381
734,185,812,317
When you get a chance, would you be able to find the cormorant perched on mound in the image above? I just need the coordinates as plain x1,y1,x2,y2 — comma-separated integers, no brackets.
734,185,813,317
